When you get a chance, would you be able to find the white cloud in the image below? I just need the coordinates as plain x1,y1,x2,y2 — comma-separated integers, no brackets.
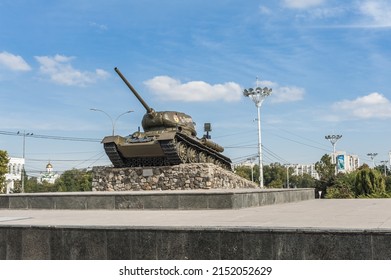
89,22,108,31
257,80,305,103
259,5,272,15
333,92,391,119
0,51,31,71
359,0,391,27
282,0,325,9
144,76,242,102
306,6,347,19
35,54,109,86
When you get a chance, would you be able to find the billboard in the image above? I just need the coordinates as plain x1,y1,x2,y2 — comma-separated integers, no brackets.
336,154,345,172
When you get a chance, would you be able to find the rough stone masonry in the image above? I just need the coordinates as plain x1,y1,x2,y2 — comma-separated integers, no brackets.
92,163,257,191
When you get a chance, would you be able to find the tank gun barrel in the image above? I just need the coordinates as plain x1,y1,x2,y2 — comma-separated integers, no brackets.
114,67,153,113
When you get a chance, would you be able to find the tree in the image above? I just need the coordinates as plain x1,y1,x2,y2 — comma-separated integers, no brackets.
315,154,335,182
264,163,286,188
54,169,92,192
385,176,391,193
290,173,316,189
326,172,355,199
315,154,336,197
234,165,252,182
375,164,389,176
0,150,9,192
353,164,387,197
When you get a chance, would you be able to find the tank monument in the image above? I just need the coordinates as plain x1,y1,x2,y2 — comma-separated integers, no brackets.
91,67,254,194
91,68,312,206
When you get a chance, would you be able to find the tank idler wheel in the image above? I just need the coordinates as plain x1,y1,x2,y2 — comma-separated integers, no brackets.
187,147,198,163
176,141,188,163
198,152,207,163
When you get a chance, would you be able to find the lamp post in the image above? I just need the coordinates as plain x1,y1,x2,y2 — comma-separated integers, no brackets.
284,164,291,188
389,151,391,173
325,134,342,164
17,131,33,193
367,153,378,168
380,160,388,176
243,78,272,188
246,157,256,182
90,109,133,136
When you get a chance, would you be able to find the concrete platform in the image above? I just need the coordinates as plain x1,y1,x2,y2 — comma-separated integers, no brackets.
0,188,314,210
1,199,391,260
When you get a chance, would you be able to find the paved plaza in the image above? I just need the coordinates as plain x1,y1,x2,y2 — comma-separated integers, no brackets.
1,199,391,231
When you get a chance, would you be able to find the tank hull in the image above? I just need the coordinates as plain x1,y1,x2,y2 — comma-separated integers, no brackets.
102,132,232,170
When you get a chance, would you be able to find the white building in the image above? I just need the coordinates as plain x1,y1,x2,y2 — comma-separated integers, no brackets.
38,162,60,184
5,157,25,194
334,151,360,173
291,164,319,180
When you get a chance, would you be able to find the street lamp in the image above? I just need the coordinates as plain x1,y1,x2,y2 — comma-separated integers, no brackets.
284,164,292,188
325,134,342,164
90,109,133,136
380,160,388,176
246,157,256,182
243,78,272,188
17,131,33,193
367,153,378,168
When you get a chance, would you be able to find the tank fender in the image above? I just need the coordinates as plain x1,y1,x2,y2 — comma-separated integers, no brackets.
200,138,225,153
102,135,126,145
157,131,177,141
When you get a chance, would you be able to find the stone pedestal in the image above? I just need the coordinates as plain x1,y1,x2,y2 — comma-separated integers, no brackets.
92,163,257,191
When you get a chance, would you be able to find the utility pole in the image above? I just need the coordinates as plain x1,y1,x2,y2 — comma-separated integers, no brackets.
17,131,33,193
246,157,256,182
380,160,388,176
284,164,292,188
243,78,272,188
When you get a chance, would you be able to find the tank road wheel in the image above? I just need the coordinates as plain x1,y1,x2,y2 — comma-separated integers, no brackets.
207,155,215,164
198,152,207,163
176,141,188,163
187,147,198,163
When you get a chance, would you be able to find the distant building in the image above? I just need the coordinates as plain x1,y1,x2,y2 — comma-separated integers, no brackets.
334,151,360,173
5,157,25,194
291,164,319,180
38,162,60,184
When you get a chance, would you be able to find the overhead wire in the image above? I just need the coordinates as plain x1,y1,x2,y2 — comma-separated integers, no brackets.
0,130,101,142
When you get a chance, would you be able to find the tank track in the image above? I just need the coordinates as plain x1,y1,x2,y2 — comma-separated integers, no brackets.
160,140,182,165
103,143,125,168
104,142,169,168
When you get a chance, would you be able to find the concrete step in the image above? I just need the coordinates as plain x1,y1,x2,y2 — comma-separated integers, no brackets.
0,188,314,210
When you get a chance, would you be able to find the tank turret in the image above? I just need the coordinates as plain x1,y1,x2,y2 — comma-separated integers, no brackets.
101,68,231,170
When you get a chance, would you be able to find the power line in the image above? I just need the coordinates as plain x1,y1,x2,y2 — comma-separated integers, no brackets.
0,130,101,142
263,145,290,164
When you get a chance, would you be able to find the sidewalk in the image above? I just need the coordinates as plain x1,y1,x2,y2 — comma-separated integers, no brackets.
1,199,391,231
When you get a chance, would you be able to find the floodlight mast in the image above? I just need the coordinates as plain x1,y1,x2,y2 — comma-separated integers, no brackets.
325,134,342,163
243,78,272,188
367,153,378,168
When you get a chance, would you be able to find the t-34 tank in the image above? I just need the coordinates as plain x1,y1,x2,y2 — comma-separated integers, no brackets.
101,67,232,170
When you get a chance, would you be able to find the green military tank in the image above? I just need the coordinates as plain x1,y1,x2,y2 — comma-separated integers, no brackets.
101,67,232,170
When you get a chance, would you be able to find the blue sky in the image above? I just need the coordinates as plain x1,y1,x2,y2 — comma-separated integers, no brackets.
1,0,391,175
